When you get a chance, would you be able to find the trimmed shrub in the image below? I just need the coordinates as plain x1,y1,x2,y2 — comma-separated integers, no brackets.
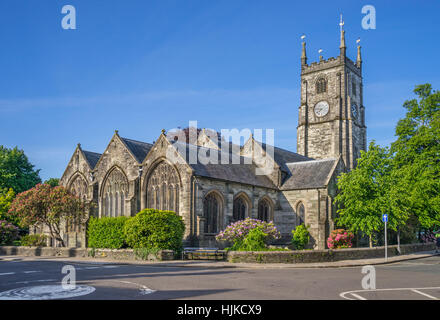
123,209,185,252
216,218,281,249
236,227,268,251
327,229,354,249
20,234,47,247
0,220,19,245
87,216,129,249
291,224,310,250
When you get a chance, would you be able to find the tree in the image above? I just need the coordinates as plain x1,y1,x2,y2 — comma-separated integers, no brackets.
8,184,89,247
0,188,16,225
44,178,59,187
391,84,440,230
0,146,41,194
334,142,410,247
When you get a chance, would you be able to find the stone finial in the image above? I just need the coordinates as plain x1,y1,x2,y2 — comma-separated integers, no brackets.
161,129,166,135
339,14,346,57
77,143,81,148
356,39,362,68
115,130,119,135
301,35,307,66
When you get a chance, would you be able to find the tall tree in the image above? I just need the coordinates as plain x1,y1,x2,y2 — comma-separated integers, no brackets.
334,142,410,247
391,84,440,230
0,188,15,224
0,146,41,194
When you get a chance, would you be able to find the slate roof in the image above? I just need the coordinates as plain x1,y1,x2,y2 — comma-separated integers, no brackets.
255,141,314,172
82,151,102,169
280,158,338,190
121,137,154,163
171,141,277,189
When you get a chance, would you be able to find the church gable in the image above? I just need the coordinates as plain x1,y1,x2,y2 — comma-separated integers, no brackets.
93,131,144,184
60,144,96,188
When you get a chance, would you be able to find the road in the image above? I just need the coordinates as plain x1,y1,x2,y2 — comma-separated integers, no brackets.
0,255,439,300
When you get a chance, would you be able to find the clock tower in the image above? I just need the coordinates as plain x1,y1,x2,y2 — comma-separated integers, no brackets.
296,20,367,170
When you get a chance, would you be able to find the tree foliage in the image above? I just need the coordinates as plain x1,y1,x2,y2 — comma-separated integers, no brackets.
44,178,60,187
7,184,89,247
0,146,41,194
0,188,15,224
334,84,440,246
391,84,440,229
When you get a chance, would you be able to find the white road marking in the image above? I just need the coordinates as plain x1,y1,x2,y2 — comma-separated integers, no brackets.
350,293,367,300
115,280,156,295
0,285,96,300
15,279,56,285
84,267,99,270
411,289,439,300
102,265,119,268
340,286,440,300
0,272,15,276
23,271,42,274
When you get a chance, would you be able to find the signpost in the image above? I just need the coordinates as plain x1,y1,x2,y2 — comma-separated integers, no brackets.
382,214,388,261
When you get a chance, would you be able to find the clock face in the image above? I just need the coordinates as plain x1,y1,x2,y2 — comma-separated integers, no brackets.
314,101,329,117
351,104,358,118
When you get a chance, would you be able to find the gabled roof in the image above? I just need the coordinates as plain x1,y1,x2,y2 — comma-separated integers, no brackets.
171,141,277,189
255,141,313,173
82,150,101,169
281,158,338,190
120,137,154,163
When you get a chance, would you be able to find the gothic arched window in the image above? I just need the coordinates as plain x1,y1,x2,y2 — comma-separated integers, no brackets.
102,167,128,217
233,195,248,222
297,202,305,225
258,198,272,222
316,78,327,94
203,193,221,234
146,161,180,213
67,174,88,232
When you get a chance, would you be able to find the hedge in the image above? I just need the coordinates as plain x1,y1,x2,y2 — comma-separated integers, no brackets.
123,209,185,252
87,216,129,249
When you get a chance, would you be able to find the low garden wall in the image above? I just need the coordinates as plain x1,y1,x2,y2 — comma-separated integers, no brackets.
0,246,175,261
226,243,437,264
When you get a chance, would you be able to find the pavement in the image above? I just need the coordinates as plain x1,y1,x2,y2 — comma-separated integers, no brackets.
1,249,435,269
0,251,439,300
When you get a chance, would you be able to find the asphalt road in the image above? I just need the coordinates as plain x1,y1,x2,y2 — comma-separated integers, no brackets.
0,256,439,300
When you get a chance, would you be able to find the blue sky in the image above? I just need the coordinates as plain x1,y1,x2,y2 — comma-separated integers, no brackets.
1,0,439,181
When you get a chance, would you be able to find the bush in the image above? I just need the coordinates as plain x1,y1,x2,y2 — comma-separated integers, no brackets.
216,218,281,249
123,209,185,252
20,234,47,247
87,216,129,249
327,229,354,249
235,227,268,251
0,220,19,245
291,224,310,250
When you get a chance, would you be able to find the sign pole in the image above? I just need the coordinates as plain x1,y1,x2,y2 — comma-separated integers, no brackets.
385,220,388,261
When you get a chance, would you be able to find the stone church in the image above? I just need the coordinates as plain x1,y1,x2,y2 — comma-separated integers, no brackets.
57,26,366,250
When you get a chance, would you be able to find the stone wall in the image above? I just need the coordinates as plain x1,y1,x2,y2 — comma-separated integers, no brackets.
227,243,437,264
0,246,175,261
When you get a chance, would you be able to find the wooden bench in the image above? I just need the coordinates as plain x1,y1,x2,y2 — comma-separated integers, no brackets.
182,247,226,260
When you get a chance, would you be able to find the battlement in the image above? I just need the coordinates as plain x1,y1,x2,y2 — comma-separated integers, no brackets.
302,55,361,76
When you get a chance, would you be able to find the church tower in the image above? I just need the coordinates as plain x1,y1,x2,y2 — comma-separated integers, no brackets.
296,18,367,170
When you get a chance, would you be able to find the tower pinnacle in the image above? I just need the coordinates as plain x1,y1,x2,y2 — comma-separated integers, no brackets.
301,35,307,66
356,38,362,68
339,14,346,57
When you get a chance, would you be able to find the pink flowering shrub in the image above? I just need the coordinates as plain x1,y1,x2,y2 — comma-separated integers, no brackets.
216,218,281,249
420,231,436,243
0,220,19,245
327,229,354,249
